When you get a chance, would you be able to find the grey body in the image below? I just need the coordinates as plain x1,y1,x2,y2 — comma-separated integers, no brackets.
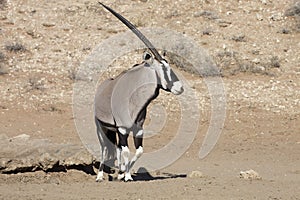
95,64,158,129
95,3,183,182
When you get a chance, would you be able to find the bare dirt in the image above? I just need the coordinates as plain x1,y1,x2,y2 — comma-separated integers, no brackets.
0,0,300,199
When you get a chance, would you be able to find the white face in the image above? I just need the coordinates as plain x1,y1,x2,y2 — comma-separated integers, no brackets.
171,81,184,95
145,52,183,95
156,60,184,95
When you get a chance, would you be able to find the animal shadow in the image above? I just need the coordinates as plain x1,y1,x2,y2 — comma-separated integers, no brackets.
109,167,187,182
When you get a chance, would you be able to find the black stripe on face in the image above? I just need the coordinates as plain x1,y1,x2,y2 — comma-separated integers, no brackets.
161,64,180,91
170,70,179,82
162,65,169,79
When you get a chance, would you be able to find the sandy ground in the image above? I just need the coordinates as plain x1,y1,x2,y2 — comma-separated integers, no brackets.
0,0,300,199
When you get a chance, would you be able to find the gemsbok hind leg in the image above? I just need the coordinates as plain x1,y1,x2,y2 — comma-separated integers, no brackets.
117,127,132,182
95,118,107,182
95,119,117,182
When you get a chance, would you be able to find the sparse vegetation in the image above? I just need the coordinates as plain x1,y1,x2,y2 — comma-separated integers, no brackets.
285,1,300,31
269,56,281,68
0,64,8,75
0,52,8,75
193,10,219,20
166,51,220,77
285,1,300,17
42,105,62,113
214,50,281,76
0,52,5,61
28,77,45,91
0,0,7,9
67,67,77,81
231,34,246,42
5,43,27,53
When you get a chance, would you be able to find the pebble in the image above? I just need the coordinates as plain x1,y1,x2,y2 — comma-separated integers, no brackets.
256,13,264,21
188,170,204,178
270,13,283,21
42,22,56,27
261,0,267,5
240,169,262,180
252,58,260,64
9,134,30,142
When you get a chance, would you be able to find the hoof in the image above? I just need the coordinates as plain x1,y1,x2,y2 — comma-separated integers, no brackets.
96,171,104,182
124,173,133,182
117,173,125,180
96,177,104,182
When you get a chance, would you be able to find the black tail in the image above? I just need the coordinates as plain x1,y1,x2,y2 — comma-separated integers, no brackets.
95,117,117,165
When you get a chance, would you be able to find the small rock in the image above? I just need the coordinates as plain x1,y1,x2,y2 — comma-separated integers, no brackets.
217,20,232,27
270,13,283,21
202,29,213,35
240,169,262,180
256,14,264,21
0,15,7,20
254,65,266,72
232,34,246,42
252,58,260,64
261,0,267,5
279,28,291,34
188,170,204,178
193,11,218,20
9,134,30,142
226,11,233,15
39,152,59,171
42,22,56,27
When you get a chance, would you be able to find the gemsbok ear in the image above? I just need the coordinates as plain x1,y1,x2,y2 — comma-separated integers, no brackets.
143,51,153,66
143,51,152,61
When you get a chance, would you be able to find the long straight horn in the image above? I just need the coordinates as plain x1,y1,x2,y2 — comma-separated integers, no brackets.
99,2,163,61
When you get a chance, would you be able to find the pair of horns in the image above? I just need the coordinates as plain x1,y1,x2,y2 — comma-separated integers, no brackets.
99,2,163,61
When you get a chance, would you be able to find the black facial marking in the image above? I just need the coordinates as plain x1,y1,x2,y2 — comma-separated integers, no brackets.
170,70,179,82
161,64,173,90
144,52,151,60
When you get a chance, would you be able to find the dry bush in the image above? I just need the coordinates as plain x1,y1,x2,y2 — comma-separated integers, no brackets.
28,77,45,91
0,64,8,75
0,0,7,9
285,1,300,17
5,43,27,53
214,50,281,76
285,0,300,31
0,51,5,61
0,52,8,75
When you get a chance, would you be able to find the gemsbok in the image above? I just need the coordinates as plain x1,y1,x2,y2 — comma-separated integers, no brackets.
95,2,184,182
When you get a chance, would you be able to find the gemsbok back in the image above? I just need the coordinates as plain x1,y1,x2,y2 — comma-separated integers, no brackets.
95,2,184,182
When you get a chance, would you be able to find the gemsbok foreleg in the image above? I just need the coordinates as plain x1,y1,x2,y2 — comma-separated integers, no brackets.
129,129,144,170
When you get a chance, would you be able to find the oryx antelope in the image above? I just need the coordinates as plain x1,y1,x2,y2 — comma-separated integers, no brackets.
95,2,184,182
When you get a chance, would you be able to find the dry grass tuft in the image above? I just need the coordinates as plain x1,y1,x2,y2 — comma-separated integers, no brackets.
5,43,27,53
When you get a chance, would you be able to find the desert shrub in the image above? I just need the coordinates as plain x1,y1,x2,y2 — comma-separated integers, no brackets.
0,52,8,75
5,43,26,53
214,50,281,76
28,77,45,91
0,51,5,61
285,1,300,17
285,1,300,31
0,0,7,9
